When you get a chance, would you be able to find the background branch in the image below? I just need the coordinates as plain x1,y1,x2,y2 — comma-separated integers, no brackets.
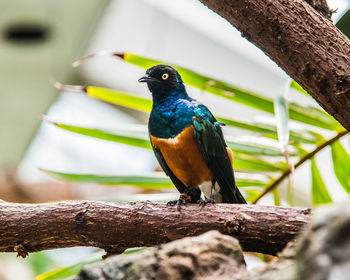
0,200,310,256
199,0,350,130
253,130,349,203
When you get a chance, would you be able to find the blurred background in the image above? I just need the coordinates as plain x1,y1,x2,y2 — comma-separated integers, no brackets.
0,0,349,279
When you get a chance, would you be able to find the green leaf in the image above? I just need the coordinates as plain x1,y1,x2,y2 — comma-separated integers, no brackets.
28,252,55,276
122,247,152,254
216,117,277,135
41,169,267,189
290,80,308,94
123,54,274,113
55,83,152,113
274,84,290,153
296,104,335,123
50,121,300,157
236,178,267,187
52,85,319,145
35,252,104,280
311,158,332,205
331,140,350,192
273,189,280,206
41,169,174,189
35,248,150,280
227,141,297,157
62,81,338,134
287,178,295,207
72,53,340,130
53,85,317,144
121,53,339,130
288,103,341,131
86,86,152,113
234,155,286,172
336,9,350,39
51,122,152,150
244,188,262,202
274,81,296,207
217,116,318,144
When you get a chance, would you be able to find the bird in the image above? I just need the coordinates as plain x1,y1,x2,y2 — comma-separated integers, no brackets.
139,64,246,209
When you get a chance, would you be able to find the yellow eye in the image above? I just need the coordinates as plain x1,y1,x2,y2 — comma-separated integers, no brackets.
162,73,169,80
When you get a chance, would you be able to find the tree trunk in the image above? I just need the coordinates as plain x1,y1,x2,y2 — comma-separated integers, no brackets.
0,200,310,256
199,0,350,130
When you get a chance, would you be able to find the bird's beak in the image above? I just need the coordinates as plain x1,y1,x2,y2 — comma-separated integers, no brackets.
138,75,158,83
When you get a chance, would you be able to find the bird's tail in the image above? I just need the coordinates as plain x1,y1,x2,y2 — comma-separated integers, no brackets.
234,184,247,204
220,182,247,204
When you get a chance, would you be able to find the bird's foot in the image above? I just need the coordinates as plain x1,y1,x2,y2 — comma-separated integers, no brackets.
167,200,178,206
197,196,215,206
167,193,191,211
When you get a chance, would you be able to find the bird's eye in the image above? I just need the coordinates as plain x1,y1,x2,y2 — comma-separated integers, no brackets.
162,73,169,80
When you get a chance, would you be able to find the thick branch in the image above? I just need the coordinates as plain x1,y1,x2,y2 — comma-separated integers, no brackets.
0,200,310,256
199,0,350,130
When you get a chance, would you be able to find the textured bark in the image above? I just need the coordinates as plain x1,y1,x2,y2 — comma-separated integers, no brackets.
199,0,350,131
0,200,311,256
73,231,247,280
304,0,332,19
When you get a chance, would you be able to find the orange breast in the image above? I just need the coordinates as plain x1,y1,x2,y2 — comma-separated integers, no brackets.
150,125,213,187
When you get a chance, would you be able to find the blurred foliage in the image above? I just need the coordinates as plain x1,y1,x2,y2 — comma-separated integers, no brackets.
336,9,350,38
27,252,56,276
34,251,104,280
35,248,149,280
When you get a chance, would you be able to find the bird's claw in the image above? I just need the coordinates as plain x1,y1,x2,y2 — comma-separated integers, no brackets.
167,194,189,211
197,197,215,206
167,200,178,206
177,196,188,211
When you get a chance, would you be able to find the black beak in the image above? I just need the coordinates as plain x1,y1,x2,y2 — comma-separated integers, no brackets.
138,75,158,83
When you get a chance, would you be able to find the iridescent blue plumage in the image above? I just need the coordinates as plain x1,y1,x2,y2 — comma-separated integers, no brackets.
149,70,215,138
139,64,246,206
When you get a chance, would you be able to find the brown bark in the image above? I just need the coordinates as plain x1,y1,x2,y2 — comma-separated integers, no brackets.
199,0,350,131
74,231,247,280
0,200,310,256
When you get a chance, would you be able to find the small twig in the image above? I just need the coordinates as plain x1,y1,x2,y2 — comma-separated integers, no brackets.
253,130,349,203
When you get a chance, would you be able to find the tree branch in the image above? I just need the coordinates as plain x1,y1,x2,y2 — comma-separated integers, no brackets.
0,200,310,256
199,0,350,130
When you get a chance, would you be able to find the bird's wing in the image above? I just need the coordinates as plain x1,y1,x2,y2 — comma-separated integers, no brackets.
151,143,187,194
192,106,246,203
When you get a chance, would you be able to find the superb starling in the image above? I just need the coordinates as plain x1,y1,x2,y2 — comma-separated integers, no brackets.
139,65,246,209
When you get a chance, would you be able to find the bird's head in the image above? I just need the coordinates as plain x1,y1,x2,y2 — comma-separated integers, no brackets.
138,64,185,100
